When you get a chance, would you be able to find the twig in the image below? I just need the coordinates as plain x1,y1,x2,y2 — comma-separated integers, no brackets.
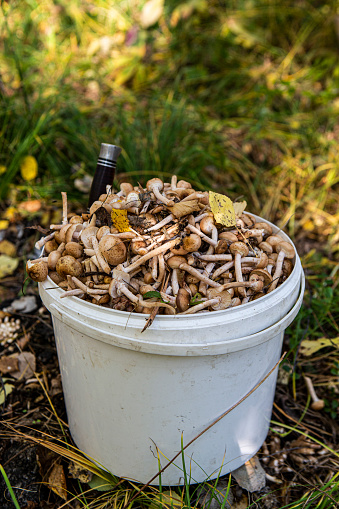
123,352,286,507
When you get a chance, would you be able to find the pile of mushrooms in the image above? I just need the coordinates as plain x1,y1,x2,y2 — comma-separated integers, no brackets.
26,177,295,318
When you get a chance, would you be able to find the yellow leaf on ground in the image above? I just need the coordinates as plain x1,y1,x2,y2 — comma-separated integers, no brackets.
20,155,38,181
300,337,339,356
209,191,236,227
0,240,17,257
0,255,19,279
48,463,67,500
0,220,9,230
111,208,131,232
3,207,17,220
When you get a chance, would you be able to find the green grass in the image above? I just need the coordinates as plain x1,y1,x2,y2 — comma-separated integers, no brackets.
0,0,338,507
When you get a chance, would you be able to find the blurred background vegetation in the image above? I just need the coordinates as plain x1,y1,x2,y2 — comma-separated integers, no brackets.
0,2,338,504
0,0,338,256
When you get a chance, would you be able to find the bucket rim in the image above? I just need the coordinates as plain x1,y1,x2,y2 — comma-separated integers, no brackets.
40,213,302,321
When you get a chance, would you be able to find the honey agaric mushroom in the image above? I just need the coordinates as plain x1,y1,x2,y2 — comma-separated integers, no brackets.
206,288,232,310
176,288,191,312
304,376,325,411
268,241,295,293
98,235,127,266
26,260,48,282
183,234,201,253
80,226,99,249
56,255,83,279
146,178,175,207
179,298,220,314
229,242,249,297
48,243,66,270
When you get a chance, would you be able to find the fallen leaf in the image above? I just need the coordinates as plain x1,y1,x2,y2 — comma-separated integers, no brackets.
0,355,19,374
0,220,9,230
233,201,247,217
140,0,164,28
0,240,17,257
167,199,201,218
18,200,42,213
0,379,15,405
68,461,93,483
0,254,19,279
48,463,67,500
4,295,37,314
111,208,131,232
11,352,36,380
209,191,236,227
20,155,38,181
0,165,6,175
300,337,339,356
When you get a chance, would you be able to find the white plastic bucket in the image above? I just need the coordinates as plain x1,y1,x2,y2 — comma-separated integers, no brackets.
38,216,305,485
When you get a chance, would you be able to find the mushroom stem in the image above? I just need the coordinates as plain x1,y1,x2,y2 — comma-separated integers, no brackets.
186,224,218,246
199,262,215,296
146,214,174,232
304,376,325,411
60,289,84,298
124,238,179,273
171,268,179,295
179,298,220,314
35,232,56,250
195,254,232,262
212,261,234,280
61,192,68,225
92,237,111,274
179,263,221,288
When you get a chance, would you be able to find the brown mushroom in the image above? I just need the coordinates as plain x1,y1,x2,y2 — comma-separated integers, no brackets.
56,255,83,279
229,242,249,297
26,260,48,282
268,241,295,293
98,235,127,266
176,288,191,312
146,178,175,207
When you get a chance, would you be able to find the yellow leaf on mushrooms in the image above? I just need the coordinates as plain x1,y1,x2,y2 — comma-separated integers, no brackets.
167,199,201,218
111,208,131,232
233,201,247,217
209,191,236,227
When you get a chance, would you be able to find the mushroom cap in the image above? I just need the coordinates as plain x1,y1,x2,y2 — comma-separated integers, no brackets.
69,215,83,225
199,216,216,235
276,241,295,259
177,180,192,189
256,251,268,269
47,250,62,270
26,260,48,282
258,241,273,255
167,255,187,269
229,241,249,257
219,232,238,242
311,399,325,411
268,253,278,265
44,239,59,254
206,288,231,310
97,226,111,241
266,235,283,249
120,182,134,196
250,268,272,287
48,271,64,285
65,241,83,259
65,224,78,244
80,226,99,249
170,244,188,256
56,255,82,278
131,240,147,255
183,234,201,253
89,201,112,216
283,259,293,276
253,222,273,237
146,178,163,192
99,235,127,266
215,239,229,254
54,224,72,244
176,288,190,312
